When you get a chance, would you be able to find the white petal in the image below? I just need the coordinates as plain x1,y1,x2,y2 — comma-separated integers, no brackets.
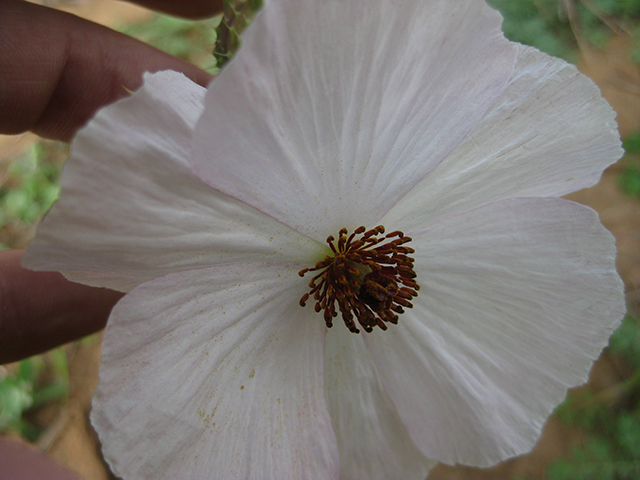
385,45,623,231
92,263,339,480
367,198,624,467
325,326,437,480
192,0,517,240
23,71,323,292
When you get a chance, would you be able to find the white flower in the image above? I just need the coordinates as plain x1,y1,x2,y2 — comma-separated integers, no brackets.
24,0,625,478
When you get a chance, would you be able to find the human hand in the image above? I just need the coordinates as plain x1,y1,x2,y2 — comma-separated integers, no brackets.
0,0,223,364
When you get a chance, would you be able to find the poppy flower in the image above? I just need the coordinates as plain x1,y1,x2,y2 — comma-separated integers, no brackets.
24,0,625,478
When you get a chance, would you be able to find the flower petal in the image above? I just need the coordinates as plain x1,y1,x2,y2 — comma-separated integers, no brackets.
385,45,623,231
23,71,322,292
192,0,517,240
367,197,624,467
325,326,437,480
92,263,339,480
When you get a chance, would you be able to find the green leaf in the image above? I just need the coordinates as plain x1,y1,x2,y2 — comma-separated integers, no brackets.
213,0,263,68
119,14,220,71
0,377,33,431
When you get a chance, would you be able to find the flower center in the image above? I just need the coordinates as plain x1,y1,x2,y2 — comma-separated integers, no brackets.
298,226,419,333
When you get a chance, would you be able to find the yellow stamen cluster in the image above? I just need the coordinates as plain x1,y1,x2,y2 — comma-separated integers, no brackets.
298,226,419,333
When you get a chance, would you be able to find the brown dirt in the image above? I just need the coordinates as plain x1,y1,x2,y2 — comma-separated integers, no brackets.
38,337,115,480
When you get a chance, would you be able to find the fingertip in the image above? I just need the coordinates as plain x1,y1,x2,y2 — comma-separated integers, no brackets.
0,250,124,364
0,0,215,142
0,436,83,480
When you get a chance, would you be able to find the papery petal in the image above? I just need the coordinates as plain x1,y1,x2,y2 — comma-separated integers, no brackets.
367,197,624,467
92,263,338,480
23,71,322,292
324,327,437,480
192,0,517,240
385,45,623,231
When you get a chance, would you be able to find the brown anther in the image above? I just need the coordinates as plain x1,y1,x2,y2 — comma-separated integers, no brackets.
298,226,419,333
299,293,310,307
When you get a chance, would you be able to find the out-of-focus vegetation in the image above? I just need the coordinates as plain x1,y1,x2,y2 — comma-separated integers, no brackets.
488,0,577,61
618,132,640,197
0,140,68,441
213,0,262,68
0,141,66,250
119,14,221,73
529,314,640,480
0,350,69,441
118,0,263,71
489,0,640,64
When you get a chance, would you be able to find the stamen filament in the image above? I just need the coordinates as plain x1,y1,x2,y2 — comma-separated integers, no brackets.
298,226,419,333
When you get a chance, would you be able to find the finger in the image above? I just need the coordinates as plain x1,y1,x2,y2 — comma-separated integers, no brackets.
129,0,223,19
0,0,215,142
0,436,83,480
0,250,124,364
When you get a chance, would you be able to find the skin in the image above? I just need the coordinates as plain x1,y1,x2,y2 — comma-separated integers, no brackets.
0,0,223,365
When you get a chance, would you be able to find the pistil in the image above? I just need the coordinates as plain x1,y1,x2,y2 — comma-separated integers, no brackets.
298,226,419,333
